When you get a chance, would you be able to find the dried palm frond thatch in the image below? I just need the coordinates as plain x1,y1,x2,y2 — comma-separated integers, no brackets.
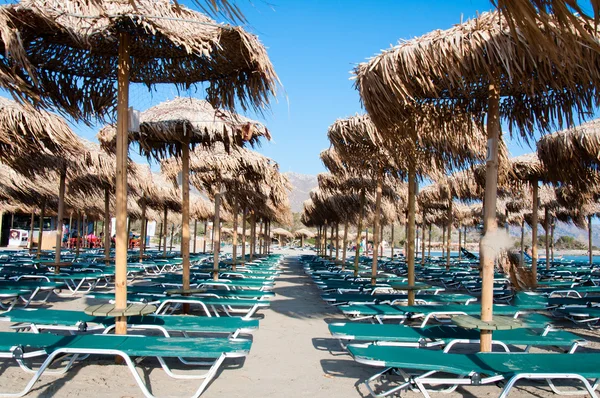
354,11,600,139
0,0,279,120
493,0,600,64
537,118,600,189
99,97,271,160
294,228,315,239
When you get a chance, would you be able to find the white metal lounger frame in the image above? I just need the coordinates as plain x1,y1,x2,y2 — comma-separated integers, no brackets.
0,343,247,398
154,298,267,320
356,357,600,398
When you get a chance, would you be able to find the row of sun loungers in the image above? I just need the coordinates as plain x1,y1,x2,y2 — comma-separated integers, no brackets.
303,254,600,397
0,248,284,397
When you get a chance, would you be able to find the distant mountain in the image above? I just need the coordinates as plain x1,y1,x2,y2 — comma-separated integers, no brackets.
284,172,318,212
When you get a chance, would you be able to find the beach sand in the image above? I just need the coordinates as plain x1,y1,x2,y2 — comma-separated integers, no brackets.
1,250,599,397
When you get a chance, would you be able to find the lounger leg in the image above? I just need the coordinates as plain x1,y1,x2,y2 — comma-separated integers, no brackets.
0,350,67,397
362,367,413,398
501,374,599,398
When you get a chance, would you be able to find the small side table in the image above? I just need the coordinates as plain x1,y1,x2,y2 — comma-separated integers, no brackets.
84,303,156,317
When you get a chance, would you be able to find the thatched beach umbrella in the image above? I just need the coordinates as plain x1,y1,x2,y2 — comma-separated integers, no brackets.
294,228,315,248
160,138,275,277
354,10,600,352
0,97,84,266
327,114,405,284
101,97,270,288
0,0,278,334
506,152,548,279
271,227,293,245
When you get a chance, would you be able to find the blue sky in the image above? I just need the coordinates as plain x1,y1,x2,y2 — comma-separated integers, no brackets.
0,0,575,174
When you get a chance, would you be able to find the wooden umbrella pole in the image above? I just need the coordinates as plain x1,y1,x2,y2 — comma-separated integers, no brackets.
104,188,110,258
169,223,174,251
428,224,432,258
323,221,328,258
127,217,132,250
458,224,462,260
404,217,408,256
28,211,35,252
82,213,87,249
589,215,593,266
36,201,45,259
342,220,349,268
520,219,525,266
162,208,168,257
531,183,539,284
54,166,66,269
68,212,73,247
203,220,208,253
335,223,340,261
212,189,222,280
315,226,320,255
354,188,366,277
267,220,271,254
380,223,384,258
193,219,197,254
544,207,550,270
371,167,383,285
232,199,239,271
551,217,555,265
329,224,334,258
157,222,162,251
144,219,148,252
75,212,81,258
441,224,446,259
407,164,417,305
464,226,467,251
446,199,452,270
249,213,256,260
181,134,191,292
421,221,426,265
241,208,247,265
114,32,131,335
139,201,146,260
365,227,369,256
479,75,500,353
391,223,395,258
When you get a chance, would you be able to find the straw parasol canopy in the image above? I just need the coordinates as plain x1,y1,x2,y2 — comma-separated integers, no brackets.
102,97,271,287
98,97,271,158
354,11,600,138
493,0,600,62
0,97,80,163
0,0,279,120
271,227,293,239
537,118,600,190
294,228,315,239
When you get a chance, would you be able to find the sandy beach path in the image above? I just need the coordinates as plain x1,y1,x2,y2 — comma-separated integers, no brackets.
203,255,370,397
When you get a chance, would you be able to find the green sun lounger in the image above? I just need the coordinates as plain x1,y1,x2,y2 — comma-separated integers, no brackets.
556,306,600,328
348,344,600,398
339,303,540,326
0,331,251,398
128,285,274,299
1,309,259,337
321,293,475,305
86,293,270,319
329,322,585,352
